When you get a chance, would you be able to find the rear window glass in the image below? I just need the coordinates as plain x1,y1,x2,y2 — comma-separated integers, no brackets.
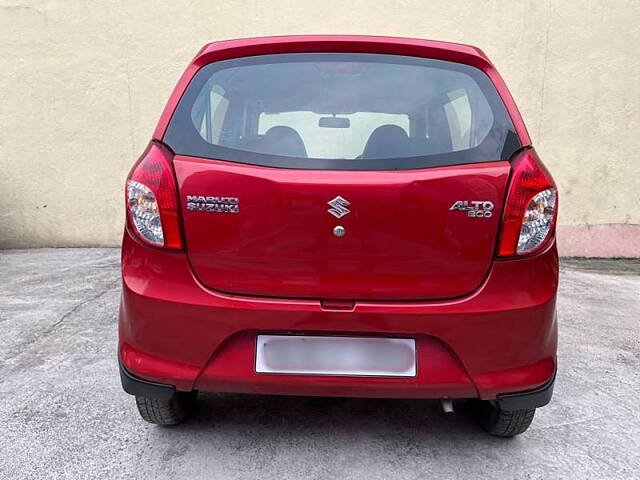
165,53,519,170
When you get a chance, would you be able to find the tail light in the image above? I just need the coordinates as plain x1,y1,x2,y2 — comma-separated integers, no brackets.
498,149,557,257
125,143,183,249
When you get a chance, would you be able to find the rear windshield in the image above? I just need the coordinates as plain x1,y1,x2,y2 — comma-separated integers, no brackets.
164,53,520,170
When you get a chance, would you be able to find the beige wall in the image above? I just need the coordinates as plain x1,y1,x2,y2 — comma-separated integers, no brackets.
1,0,639,255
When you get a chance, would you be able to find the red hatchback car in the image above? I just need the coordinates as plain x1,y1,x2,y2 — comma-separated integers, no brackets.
119,36,558,437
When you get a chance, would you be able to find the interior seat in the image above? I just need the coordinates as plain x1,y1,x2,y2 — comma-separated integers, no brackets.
242,126,307,158
361,125,411,159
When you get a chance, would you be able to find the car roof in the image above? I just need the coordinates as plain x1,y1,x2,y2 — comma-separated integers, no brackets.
193,35,492,69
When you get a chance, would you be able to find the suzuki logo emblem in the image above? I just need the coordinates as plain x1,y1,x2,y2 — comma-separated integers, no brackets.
328,196,351,219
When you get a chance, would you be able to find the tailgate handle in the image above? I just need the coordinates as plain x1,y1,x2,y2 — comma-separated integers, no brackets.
320,300,355,311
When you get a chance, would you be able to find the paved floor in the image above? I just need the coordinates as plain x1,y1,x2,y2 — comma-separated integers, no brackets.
1,249,639,480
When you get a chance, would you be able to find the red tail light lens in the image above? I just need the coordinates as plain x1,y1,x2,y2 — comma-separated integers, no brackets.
126,143,183,249
498,149,557,257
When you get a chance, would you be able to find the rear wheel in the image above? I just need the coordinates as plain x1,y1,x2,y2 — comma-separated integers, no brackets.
475,401,535,437
135,391,197,426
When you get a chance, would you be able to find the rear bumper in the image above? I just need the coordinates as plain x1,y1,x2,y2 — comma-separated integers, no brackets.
496,370,556,411
119,353,556,411
119,353,175,401
119,229,558,401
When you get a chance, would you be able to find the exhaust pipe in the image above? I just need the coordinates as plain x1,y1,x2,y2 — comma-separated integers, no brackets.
441,398,454,413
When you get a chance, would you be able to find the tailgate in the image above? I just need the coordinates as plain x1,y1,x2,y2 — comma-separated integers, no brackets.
175,157,509,300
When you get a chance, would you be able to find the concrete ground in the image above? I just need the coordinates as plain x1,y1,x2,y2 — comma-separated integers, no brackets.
0,249,639,480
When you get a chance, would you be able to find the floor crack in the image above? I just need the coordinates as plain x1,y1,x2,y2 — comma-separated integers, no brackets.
0,281,120,365
43,280,120,336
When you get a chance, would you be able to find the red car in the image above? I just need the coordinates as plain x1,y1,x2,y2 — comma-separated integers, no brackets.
119,36,558,437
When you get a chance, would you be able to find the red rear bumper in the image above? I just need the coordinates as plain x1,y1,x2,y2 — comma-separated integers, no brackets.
119,229,557,400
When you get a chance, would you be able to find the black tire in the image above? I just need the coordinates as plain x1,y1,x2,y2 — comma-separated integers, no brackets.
135,392,197,426
475,401,536,437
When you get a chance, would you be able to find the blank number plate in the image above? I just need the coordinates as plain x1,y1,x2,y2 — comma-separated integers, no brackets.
255,335,416,377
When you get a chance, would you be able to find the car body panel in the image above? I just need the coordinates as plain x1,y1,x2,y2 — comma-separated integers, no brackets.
174,157,510,300
119,228,558,399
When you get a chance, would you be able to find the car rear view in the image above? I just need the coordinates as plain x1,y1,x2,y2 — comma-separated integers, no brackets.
119,36,558,437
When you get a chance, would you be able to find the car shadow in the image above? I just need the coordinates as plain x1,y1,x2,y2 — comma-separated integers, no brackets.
138,392,524,478
171,392,494,441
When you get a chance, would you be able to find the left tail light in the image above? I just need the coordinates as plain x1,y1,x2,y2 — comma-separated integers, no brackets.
125,143,183,249
497,148,558,257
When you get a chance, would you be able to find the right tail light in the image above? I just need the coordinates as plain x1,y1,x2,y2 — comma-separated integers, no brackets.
497,149,558,257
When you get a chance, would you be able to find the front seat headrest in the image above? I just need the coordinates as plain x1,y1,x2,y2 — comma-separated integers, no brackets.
261,126,308,158
361,125,410,159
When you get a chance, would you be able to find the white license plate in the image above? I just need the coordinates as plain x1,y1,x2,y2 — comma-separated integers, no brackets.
255,335,416,377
